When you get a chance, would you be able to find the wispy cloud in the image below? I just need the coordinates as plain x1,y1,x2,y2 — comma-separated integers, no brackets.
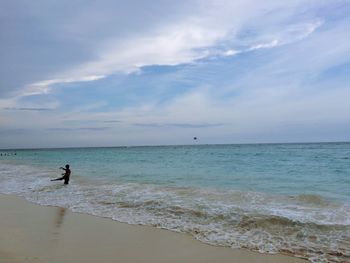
47,127,112,132
248,20,323,50
100,120,121,123
62,119,121,125
3,107,53,111
3,0,326,98
20,75,106,97
133,123,224,128
0,128,31,135
23,18,321,96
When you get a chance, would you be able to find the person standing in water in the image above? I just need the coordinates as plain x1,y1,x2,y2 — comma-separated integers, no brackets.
51,164,71,184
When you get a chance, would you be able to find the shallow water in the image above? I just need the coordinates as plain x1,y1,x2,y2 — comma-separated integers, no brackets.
1,143,349,262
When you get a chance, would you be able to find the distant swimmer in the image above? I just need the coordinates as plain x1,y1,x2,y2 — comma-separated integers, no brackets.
51,164,71,185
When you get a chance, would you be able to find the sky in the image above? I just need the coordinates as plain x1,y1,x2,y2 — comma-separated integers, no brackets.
1,0,350,148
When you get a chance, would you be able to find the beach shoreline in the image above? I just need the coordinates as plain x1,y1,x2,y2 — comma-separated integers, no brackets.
0,193,308,263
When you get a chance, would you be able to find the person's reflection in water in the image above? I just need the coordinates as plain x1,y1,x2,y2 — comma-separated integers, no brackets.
53,207,67,240
55,207,66,229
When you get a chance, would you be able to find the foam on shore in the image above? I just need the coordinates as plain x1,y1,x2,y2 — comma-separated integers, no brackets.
0,193,308,263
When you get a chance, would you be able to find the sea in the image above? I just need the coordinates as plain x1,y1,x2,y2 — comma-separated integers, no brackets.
0,143,349,262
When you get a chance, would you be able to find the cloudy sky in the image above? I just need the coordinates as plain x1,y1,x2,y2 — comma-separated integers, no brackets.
1,0,349,148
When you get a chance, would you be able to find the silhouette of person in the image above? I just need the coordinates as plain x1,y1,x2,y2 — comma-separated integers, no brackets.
51,164,71,184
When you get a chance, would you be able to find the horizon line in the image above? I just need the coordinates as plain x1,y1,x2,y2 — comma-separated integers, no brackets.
1,140,349,151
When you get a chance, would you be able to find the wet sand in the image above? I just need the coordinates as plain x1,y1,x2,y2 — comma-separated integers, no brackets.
0,194,308,263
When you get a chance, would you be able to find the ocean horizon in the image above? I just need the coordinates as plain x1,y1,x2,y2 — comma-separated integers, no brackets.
1,142,349,262
1,140,350,151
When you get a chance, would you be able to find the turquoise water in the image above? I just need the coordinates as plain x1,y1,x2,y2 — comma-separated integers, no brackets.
1,143,349,262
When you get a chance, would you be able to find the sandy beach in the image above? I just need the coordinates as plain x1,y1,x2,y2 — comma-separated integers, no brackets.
0,194,308,263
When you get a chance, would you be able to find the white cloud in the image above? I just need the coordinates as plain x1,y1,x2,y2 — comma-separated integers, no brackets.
20,75,106,97
248,39,280,50
11,0,325,97
76,23,226,75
